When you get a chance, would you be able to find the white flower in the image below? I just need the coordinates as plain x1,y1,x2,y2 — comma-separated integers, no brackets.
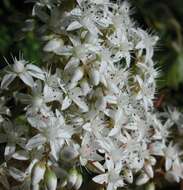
97,137,126,166
60,86,89,112
1,56,45,89
0,120,26,160
79,133,102,166
15,79,63,113
163,142,182,171
26,110,74,160
134,75,155,110
93,159,124,190
108,31,132,66
1,0,182,189
165,158,183,183
135,29,159,62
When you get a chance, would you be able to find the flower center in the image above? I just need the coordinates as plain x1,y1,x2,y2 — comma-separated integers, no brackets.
13,61,25,73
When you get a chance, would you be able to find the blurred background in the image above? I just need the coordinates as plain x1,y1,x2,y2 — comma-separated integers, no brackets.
0,0,183,189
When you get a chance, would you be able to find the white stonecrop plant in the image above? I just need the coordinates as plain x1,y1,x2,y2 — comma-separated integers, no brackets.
0,0,183,190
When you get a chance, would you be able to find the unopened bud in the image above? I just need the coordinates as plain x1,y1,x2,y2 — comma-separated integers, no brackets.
60,146,79,162
67,168,78,187
74,174,83,190
145,182,155,190
31,161,46,185
44,167,57,190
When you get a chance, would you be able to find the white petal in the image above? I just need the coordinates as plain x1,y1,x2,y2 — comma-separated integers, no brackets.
43,39,63,52
70,67,84,87
91,161,105,173
165,158,172,171
105,95,117,104
19,72,34,87
108,127,120,137
26,134,46,150
5,143,16,159
105,158,114,171
67,21,82,31
64,57,80,71
61,96,72,110
43,85,62,103
144,164,154,178
1,73,16,89
26,64,43,74
80,157,87,166
82,122,91,132
136,173,150,186
27,70,45,80
80,79,91,95
72,97,88,112
107,182,114,190
50,140,64,160
12,150,29,160
92,173,108,184
90,69,100,86
115,179,124,188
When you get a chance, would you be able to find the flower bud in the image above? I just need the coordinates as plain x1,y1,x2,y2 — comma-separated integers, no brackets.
60,146,79,162
145,182,155,190
67,168,78,188
31,161,46,185
44,167,57,190
74,174,83,190
136,173,150,186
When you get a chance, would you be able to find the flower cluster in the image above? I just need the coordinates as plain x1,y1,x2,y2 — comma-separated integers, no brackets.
0,0,183,190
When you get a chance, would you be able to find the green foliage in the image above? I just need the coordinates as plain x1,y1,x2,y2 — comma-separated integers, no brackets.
0,0,41,65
